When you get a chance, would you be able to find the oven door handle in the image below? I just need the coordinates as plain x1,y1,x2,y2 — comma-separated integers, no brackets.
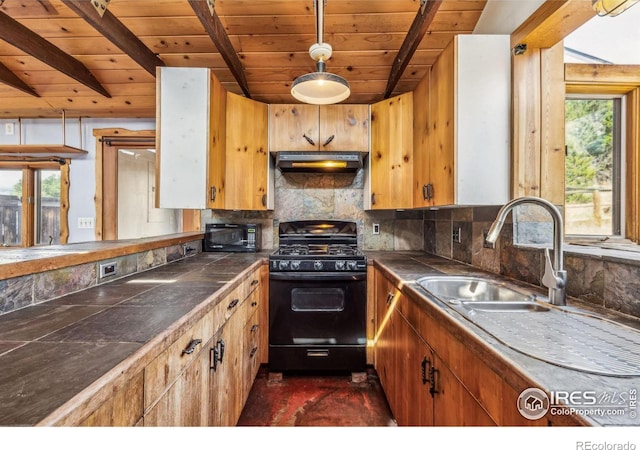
269,272,367,282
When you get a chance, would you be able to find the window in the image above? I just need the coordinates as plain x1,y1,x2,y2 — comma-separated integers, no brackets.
0,163,68,247
564,96,623,237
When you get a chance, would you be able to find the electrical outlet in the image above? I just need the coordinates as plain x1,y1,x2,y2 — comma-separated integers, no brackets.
99,262,117,279
373,223,380,235
452,227,461,244
5,123,14,136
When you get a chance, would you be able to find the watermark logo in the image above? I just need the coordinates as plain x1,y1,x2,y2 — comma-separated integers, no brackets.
517,387,550,420
517,387,637,420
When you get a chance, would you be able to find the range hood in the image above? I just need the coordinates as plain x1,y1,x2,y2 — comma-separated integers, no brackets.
275,151,365,173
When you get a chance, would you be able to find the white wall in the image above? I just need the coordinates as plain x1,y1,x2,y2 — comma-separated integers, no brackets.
0,117,155,243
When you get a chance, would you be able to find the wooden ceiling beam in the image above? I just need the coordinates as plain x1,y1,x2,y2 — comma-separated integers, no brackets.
0,60,40,97
0,11,110,98
510,0,595,50
61,0,165,77
384,0,443,99
188,0,251,98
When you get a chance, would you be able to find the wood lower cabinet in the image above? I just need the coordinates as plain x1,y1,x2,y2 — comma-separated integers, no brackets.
142,265,265,427
79,371,144,426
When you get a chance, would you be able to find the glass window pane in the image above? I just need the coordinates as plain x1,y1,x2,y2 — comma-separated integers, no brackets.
565,98,617,236
36,169,61,245
0,170,22,246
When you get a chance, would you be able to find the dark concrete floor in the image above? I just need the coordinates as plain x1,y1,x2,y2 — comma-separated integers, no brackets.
238,366,397,427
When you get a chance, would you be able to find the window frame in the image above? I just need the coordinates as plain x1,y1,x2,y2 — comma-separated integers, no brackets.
565,63,640,244
564,94,625,240
0,161,69,248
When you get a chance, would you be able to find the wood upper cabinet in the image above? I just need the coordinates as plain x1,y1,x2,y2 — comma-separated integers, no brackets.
413,34,510,207
226,93,273,210
269,104,369,152
156,67,226,210
366,92,414,210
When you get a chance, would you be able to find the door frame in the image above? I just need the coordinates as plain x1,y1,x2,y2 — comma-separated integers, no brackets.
93,128,156,240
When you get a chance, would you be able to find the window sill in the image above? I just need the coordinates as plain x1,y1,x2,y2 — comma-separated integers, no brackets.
515,239,640,267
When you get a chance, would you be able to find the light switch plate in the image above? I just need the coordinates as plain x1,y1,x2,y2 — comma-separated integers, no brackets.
373,223,380,235
99,262,117,279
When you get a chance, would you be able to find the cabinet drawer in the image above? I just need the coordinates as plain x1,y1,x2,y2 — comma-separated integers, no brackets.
144,312,213,410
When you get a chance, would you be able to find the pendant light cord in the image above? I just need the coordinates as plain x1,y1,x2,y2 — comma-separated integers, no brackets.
315,0,324,45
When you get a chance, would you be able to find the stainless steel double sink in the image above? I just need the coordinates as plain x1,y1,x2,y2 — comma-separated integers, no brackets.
414,274,640,377
416,275,550,314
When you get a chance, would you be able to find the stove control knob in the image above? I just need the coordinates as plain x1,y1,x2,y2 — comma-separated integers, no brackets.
335,260,346,271
347,260,358,271
278,260,290,270
290,260,301,270
313,260,323,271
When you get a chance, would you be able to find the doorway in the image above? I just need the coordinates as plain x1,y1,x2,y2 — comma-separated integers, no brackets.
94,128,185,240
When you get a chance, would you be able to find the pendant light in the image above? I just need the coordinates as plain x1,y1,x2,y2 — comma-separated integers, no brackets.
291,0,350,105
592,0,639,16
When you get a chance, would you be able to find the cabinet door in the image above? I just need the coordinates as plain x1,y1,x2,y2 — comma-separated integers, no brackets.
157,67,212,209
144,338,211,426
429,42,455,207
80,371,144,426
319,104,369,152
207,73,227,209
431,353,496,426
412,70,432,207
268,104,319,150
242,307,261,404
226,93,271,210
368,92,414,209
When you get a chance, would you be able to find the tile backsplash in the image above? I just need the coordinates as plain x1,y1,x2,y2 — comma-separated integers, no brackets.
203,168,423,251
424,206,640,320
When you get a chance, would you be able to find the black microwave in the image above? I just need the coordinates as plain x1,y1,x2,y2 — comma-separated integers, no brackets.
203,223,261,252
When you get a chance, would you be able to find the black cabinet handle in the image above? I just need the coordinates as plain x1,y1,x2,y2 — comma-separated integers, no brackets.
429,366,440,396
210,185,217,202
251,279,259,287
251,323,259,333
261,193,267,208
228,298,239,310
211,339,226,371
427,183,434,200
386,292,394,307
421,356,431,385
422,184,429,201
303,133,316,146
249,346,258,358
322,134,335,147
182,338,202,355
371,193,376,205
251,301,258,307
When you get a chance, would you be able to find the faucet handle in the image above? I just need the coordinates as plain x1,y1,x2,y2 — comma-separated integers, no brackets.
542,248,566,290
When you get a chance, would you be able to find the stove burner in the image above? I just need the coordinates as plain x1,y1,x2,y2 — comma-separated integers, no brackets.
277,244,361,256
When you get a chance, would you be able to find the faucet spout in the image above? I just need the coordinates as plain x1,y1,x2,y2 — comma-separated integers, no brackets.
485,196,567,306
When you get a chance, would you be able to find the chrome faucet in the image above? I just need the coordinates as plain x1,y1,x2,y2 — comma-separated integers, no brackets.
484,196,567,306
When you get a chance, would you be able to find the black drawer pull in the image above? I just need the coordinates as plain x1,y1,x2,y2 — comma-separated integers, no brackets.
251,301,258,307
322,134,335,147
182,338,202,355
386,292,394,307
251,279,259,287
249,346,258,358
303,133,316,146
227,298,240,310
250,323,259,333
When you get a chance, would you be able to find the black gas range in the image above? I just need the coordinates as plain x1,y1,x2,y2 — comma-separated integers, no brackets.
268,220,367,373
269,220,367,273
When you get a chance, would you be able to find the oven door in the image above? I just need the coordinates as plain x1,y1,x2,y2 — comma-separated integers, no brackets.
269,271,367,372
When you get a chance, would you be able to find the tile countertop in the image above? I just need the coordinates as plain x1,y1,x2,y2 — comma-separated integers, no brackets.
367,251,640,426
1,249,639,426
0,251,267,426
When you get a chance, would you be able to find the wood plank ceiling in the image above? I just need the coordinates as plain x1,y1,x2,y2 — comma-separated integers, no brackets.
0,0,487,118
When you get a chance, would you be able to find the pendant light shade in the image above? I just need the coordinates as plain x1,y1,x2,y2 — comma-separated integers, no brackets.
291,0,350,104
592,0,639,16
